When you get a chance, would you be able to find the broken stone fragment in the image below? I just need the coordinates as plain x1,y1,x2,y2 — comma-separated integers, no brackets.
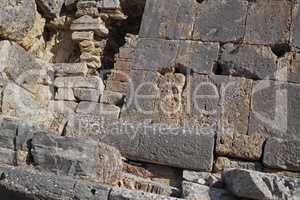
35,0,65,19
0,0,37,42
215,134,265,161
213,157,262,172
31,133,123,185
76,102,120,119
0,165,111,200
263,137,300,172
53,63,89,77
55,88,76,101
54,76,104,89
71,15,109,37
223,169,300,200
73,88,101,102
244,0,291,45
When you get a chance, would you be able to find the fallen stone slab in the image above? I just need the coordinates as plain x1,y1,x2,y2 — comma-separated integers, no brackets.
0,165,111,200
215,134,265,161
54,76,104,89
263,137,300,172
182,181,236,200
0,0,37,41
110,187,183,200
223,169,300,200
66,115,215,171
31,133,123,185
36,0,65,19
53,63,89,77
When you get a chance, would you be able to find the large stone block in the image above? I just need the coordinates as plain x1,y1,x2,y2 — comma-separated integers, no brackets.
31,133,123,185
133,39,219,74
139,0,194,40
193,0,248,42
263,137,300,172
248,80,300,140
0,0,37,41
0,165,111,200
73,88,101,102
244,0,291,45
292,3,300,49
53,63,88,77
55,88,76,101
219,43,277,80
66,115,216,171
277,52,300,84
215,134,265,161
36,0,65,19
76,102,120,119
54,76,104,89
224,169,300,200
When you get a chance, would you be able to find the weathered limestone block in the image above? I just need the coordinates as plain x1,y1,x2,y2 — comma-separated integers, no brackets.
134,39,219,74
0,165,111,200
0,129,16,166
219,43,277,80
67,116,215,171
224,169,300,200
36,0,65,19
214,157,262,172
110,187,183,200
2,83,67,135
31,133,123,185
105,80,128,94
292,3,300,49
263,137,300,172
216,134,265,161
183,75,252,134
244,0,291,45
248,80,300,140
139,0,194,40
183,171,222,187
0,41,53,88
76,102,120,119
193,0,248,42
72,31,94,42
48,100,77,115
101,0,121,9
277,52,300,84
71,15,109,37
0,0,37,41
73,88,101,102
54,76,104,89
53,63,89,77
119,173,177,196
55,88,76,101
100,90,124,105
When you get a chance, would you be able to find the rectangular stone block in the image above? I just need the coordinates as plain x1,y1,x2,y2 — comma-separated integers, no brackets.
71,31,94,42
73,88,101,102
263,137,300,172
248,80,300,140
214,157,262,172
219,43,277,80
53,63,89,77
292,3,300,49
139,0,194,40
244,0,291,45
193,0,248,42
0,147,15,166
100,90,124,105
215,134,265,161
48,100,77,115
54,76,104,89
55,88,76,101
76,102,120,119
277,52,300,84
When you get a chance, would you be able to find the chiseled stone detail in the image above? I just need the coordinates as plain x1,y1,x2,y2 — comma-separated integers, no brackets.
263,137,300,172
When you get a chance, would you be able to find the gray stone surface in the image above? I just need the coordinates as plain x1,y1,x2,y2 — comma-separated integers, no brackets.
292,4,300,49
100,90,124,105
67,116,215,171
53,63,89,77
36,0,65,19
31,133,123,184
183,171,222,187
133,39,219,74
0,0,37,41
193,0,248,42
244,0,291,45
182,181,237,200
48,100,78,115
214,157,262,172
248,80,300,140
219,43,277,80
76,102,120,119
139,0,194,40
55,88,76,101
263,137,300,172
54,76,104,89
224,169,300,200
110,187,183,200
73,88,101,102
0,165,111,200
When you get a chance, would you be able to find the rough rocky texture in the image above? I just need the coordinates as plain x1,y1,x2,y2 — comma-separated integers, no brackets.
263,137,300,172
0,0,37,42
36,0,65,19
53,63,89,77
292,3,300,50
54,76,104,89
76,102,120,119
183,171,222,188
224,169,300,200
214,157,262,172
215,134,265,161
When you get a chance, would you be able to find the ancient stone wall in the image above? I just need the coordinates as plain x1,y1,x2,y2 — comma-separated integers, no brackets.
0,0,299,200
